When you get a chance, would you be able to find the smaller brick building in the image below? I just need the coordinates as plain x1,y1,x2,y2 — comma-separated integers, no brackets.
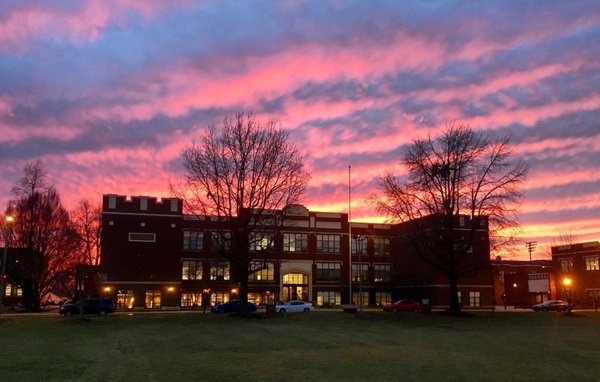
491,259,554,307
552,241,600,307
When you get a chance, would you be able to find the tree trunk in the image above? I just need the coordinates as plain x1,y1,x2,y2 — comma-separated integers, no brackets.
448,272,460,313
238,266,250,317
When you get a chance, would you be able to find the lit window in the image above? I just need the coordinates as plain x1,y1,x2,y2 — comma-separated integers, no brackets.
251,234,272,252
210,291,230,305
210,261,230,281
352,292,369,305
145,289,161,309
283,233,308,252
317,291,341,307
373,238,390,256
249,261,274,281
316,234,340,253
374,264,391,282
282,273,308,284
117,290,134,310
352,263,368,282
375,292,391,306
316,262,341,281
180,292,202,308
469,291,480,307
585,256,599,271
183,231,203,251
182,259,203,280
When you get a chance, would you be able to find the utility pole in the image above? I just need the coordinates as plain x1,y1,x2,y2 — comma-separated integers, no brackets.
526,241,537,261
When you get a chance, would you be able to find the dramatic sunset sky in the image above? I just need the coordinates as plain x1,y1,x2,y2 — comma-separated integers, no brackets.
1,1,599,258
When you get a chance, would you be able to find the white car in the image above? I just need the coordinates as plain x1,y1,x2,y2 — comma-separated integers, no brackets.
275,300,315,313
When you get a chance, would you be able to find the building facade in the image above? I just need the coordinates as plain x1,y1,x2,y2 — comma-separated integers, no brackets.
491,259,554,307
552,241,600,307
98,195,494,310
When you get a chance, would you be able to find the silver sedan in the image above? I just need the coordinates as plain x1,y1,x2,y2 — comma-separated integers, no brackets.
275,300,315,313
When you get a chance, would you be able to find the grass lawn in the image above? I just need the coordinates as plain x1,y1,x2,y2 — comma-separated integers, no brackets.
1,311,599,381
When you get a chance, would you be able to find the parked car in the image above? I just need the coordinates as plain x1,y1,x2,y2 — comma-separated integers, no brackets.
532,300,570,312
210,300,257,313
59,298,114,317
383,299,422,312
275,300,314,313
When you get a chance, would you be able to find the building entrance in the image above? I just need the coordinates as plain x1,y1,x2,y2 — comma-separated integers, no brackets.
282,273,309,301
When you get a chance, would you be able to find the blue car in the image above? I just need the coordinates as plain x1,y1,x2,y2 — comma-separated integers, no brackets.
211,300,257,313
59,298,115,317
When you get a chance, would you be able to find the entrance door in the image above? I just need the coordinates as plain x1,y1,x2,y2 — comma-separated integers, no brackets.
282,273,309,301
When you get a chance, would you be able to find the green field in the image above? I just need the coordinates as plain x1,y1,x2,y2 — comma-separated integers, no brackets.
1,311,599,381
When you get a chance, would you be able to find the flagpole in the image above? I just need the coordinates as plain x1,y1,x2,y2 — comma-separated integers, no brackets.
348,165,352,305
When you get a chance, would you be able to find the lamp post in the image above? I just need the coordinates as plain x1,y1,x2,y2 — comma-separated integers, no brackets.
563,277,573,314
1,215,15,313
353,235,366,312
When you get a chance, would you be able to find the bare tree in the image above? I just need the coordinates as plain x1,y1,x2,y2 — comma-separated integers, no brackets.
171,113,310,315
2,161,80,311
371,123,528,313
71,199,102,266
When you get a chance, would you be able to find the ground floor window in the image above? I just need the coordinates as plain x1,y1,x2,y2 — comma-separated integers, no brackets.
317,291,341,307
457,291,462,305
117,289,134,310
211,291,230,305
181,292,202,308
352,291,369,305
374,264,391,282
248,291,278,305
145,289,161,309
469,291,480,307
375,292,391,306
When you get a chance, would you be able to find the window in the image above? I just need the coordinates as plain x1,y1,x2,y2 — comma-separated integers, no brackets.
352,292,369,305
457,291,462,304
375,292,391,306
128,232,156,242
352,237,368,255
317,291,341,307
183,231,203,251
145,289,161,309
585,256,599,271
374,264,391,282
352,263,368,282
182,259,203,280
170,199,178,212
108,196,116,209
251,234,272,252
373,238,390,256
283,273,309,284
210,291,230,305
248,292,277,305
140,198,148,211
249,261,275,281
116,290,134,310
316,234,340,253
180,292,202,308
316,262,341,281
210,261,230,281
560,258,573,273
283,233,308,252
211,231,231,252
469,291,480,307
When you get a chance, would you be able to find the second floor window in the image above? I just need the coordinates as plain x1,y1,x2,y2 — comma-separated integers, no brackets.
374,264,391,282
316,234,340,253
283,233,308,252
560,258,573,273
585,256,599,271
352,263,368,282
249,261,275,281
211,231,231,252
210,261,230,281
373,238,390,256
351,237,368,255
181,259,203,280
316,262,341,281
183,231,203,251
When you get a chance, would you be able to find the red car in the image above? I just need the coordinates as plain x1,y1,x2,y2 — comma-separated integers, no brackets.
383,299,422,312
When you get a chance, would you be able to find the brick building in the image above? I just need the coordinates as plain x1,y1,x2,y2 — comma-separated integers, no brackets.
97,194,494,310
491,259,554,307
552,241,600,307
